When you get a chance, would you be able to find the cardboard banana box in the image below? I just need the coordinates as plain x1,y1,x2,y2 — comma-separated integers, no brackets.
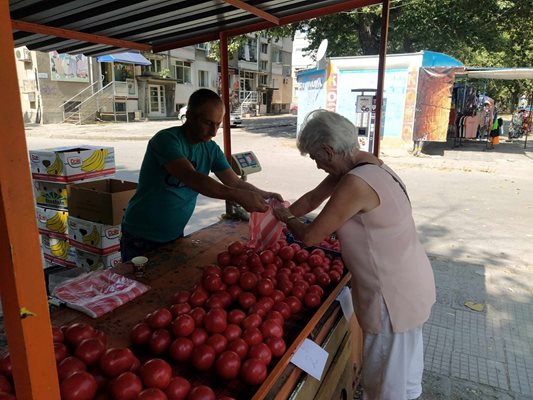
67,216,121,255
33,180,69,210
29,145,115,183
41,234,77,268
36,206,69,239
75,249,122,271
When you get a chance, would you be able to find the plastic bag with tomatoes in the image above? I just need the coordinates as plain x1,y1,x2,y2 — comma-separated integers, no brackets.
248,198,290,252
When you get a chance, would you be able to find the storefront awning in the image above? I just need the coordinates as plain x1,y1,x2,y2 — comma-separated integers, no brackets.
457,68,533,80
96,52,151,66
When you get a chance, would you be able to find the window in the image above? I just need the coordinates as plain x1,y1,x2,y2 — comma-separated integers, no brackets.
272,49,282,63
148,59,162,73
260,61,268,70
196,43,209,51
272,78,277,88
113,63,134,82
175,60,192,84
261,43,268,54
198,70,209,87
238,39,257,62
259,75,268,85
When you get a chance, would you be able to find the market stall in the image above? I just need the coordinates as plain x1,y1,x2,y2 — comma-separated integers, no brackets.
1,1,389,398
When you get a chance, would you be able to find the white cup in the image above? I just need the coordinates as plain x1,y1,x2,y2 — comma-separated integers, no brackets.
131,256,148,277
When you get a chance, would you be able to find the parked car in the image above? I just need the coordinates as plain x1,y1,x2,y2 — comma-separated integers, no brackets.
178,106,242,127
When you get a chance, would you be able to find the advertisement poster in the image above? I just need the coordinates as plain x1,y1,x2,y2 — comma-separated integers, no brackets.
401,66,419,141
295,69,327,132
413,67,456,142
49,51,89,82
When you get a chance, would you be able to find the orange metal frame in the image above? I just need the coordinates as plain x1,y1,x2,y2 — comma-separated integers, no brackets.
2,1,390,397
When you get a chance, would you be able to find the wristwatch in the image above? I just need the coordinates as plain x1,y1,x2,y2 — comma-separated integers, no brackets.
286,215,298,223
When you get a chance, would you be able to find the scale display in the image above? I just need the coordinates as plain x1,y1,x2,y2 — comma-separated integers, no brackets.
231,151,262,176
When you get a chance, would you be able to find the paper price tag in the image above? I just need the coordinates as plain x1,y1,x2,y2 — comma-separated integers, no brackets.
336,286,354,321
290,338,329,381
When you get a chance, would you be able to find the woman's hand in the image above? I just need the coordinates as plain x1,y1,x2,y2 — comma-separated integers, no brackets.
263,191,284,202
273,206,292,223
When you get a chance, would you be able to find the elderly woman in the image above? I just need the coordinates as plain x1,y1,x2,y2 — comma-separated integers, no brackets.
273,110,435,400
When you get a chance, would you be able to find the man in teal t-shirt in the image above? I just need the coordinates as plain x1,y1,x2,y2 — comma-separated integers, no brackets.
121,89,281,261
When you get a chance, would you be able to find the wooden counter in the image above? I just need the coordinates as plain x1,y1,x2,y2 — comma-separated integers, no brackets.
50,219,363,400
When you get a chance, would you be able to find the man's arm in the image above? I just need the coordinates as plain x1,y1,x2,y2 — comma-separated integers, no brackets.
215,168,283,202
164,158,268,212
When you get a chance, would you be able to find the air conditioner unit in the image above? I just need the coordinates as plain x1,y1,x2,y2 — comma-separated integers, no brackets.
16,48,31,62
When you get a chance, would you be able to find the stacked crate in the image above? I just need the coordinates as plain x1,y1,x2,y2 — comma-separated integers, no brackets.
29,145,116,276
67,179,137,271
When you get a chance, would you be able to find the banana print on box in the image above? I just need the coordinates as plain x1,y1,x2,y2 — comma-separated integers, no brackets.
81,149,108,172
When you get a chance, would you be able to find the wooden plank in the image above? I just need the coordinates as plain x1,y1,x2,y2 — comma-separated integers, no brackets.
0,3,60,398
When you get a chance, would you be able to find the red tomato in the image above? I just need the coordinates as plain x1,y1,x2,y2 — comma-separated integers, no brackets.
260,319,283,339
206,333,228,354
169,337,194,362
52,326,65,343
262,268,277,280
329,270,341,284
278,246,295,261
307,285,324,297
259,250,275,265
100,348,135,378
58,356,86,381
60,371,97,400
228,241,245,256
245,253,262,269
248,304,267,318
189,328,208,347
149,329,172,355
283,260,297,270
226,284,242,301
257,296,275,310
289,243,301,252
241,328,263,346
291,286,306,301
304,293,321,309
203,273,223,292
269,242,281,254
242,313,263,330
239,272,258,291
172,290,190,304
0,354,11,377
188,385,216,400
0,375,12,394
172,314,196,337
165,376,191,400
228,309,246,325
285,296,303,314
215,351,241,380
270,290,285,303
265,310,285,325
217,251,232,266
294,249,309,263
130,356,141,372
139,358,172,389
188,307,206,326
138,388,168,400
265,337,287,358
204,308,227,334
221,266,240,285
248,343,272,365
222,324,242,342
256,279,274,297
307,254,323,268
64,323,96,347
226,338,249,360
303,272,316,285
204,264,222,276
238,292,257,309
189,289,209,307
278,280,293,296
191,344,216,371
169,303,191,318
75,337,105,366
147,308,173,330
316,273,331,288
231,254,248,268
130,322,152,346
241,358,267,385
54,342,69,364
110,371,142,400
272,301,291,320
208,291,232,309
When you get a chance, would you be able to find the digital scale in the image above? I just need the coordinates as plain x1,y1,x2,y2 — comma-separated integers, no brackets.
231,151,262,177
226,151,262,220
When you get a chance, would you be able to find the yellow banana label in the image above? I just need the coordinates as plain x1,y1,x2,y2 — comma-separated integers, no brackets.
82,225,101,247
81,149,108,172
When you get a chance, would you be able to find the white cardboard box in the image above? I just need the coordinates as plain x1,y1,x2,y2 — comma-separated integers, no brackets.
29,145,115,183
67,216,121,255
36,206,69,239
34,181,69,210
75,249,122,271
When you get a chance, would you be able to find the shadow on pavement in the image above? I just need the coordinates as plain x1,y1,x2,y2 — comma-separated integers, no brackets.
241,116,297,139
421,137,531,158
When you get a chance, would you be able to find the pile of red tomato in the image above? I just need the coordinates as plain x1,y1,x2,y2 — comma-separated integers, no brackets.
0,238,345,400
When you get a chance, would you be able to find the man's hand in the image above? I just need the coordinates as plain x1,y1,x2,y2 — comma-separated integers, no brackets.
236,190,269,213
273,206,292,223
262,191,284,202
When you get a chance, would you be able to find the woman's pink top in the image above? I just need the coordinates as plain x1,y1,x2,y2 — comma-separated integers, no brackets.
336,164,435,334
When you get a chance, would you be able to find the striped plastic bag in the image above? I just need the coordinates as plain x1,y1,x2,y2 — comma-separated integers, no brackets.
248,198,290,251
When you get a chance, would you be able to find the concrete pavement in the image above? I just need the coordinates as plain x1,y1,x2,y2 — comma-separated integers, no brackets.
23,118,533,399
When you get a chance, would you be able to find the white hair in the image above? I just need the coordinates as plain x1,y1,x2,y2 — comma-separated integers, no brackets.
297,110,360,157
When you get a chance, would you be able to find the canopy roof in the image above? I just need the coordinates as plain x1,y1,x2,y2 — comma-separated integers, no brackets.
96,51,152,65
10,0,380,56
456,68,533,80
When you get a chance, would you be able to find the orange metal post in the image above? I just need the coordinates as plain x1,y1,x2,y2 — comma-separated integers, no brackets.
219,32,232,161
0,3,60,399
373,0,390,157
